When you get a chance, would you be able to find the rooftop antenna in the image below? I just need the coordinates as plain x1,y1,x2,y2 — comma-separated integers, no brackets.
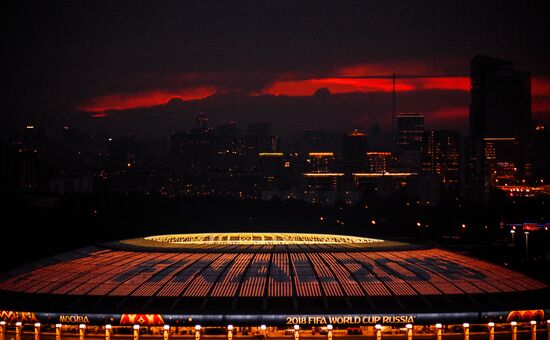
392,72,396,133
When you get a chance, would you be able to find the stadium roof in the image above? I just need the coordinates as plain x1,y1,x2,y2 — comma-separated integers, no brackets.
0,233,548,325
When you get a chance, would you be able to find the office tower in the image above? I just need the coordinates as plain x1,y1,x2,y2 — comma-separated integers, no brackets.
468,55,531,198
306,152,335,173
366,152,392,173
342,129,368,173
421,130,460,188
397,113,424,169
470,55,531,140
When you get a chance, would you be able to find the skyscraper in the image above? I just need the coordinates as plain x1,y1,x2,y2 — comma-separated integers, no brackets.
421,130,460,189
396,113,424,170
470,55,531,140
468,55,532,199
342,129,368,173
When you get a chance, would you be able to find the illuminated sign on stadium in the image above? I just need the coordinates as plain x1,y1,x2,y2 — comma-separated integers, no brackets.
285,315,416,325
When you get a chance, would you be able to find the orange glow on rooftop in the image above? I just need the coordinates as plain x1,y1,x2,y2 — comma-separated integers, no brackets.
353,172,417,177
308,152,334,157
367,152,392,156
258,152,284,157
303,173,345,177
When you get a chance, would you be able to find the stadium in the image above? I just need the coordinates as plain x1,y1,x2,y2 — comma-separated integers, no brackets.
0,233,549,338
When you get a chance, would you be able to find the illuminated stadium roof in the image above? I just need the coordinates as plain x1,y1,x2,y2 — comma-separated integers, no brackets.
144,232,383,245
0,233,548,326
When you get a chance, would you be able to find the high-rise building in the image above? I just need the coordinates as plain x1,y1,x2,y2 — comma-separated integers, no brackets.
421,130,460,188
396,113,424,170
397,113,424,150
366,152,392,173
306,152,335,173
532,121,550,183
468,55,532,199
342,129,368,173
470,55,531,140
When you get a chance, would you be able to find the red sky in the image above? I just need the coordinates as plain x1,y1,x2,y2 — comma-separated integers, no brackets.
80,87,217,113
79,63,550,127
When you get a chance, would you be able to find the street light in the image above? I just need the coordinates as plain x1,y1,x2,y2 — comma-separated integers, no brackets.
510,229,516,244
511,321,517,340
463,323,469,340
530,321,536,340
435,324,442,340
195,325,201,340
375,324,382,340
163,325,170,340
227,325,233,340
0,321,5,340
79,324,86,340
34,323,41,340
488,322,495,340
406,324,413,340
525,231,530,261
133,325,140,340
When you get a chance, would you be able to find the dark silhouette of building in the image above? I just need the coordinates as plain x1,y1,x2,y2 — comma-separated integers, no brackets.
468,55,532,200
470,55,531,140
342,129,368,173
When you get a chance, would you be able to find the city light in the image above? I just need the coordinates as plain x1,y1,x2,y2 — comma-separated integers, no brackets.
164,325,170,330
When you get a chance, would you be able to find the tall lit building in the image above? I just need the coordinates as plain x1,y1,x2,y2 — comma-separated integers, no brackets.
397,113,424,170
366,152,392,173
306,152,335,173
397,113,424,150
532,121,550,183
421,130,460,188
468,55,532,198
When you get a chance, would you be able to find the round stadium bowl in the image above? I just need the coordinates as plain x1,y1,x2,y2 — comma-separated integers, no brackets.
0,233,548,327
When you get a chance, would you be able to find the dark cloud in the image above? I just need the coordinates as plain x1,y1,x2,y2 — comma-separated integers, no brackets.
64,89,468,140
3,1,549,135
